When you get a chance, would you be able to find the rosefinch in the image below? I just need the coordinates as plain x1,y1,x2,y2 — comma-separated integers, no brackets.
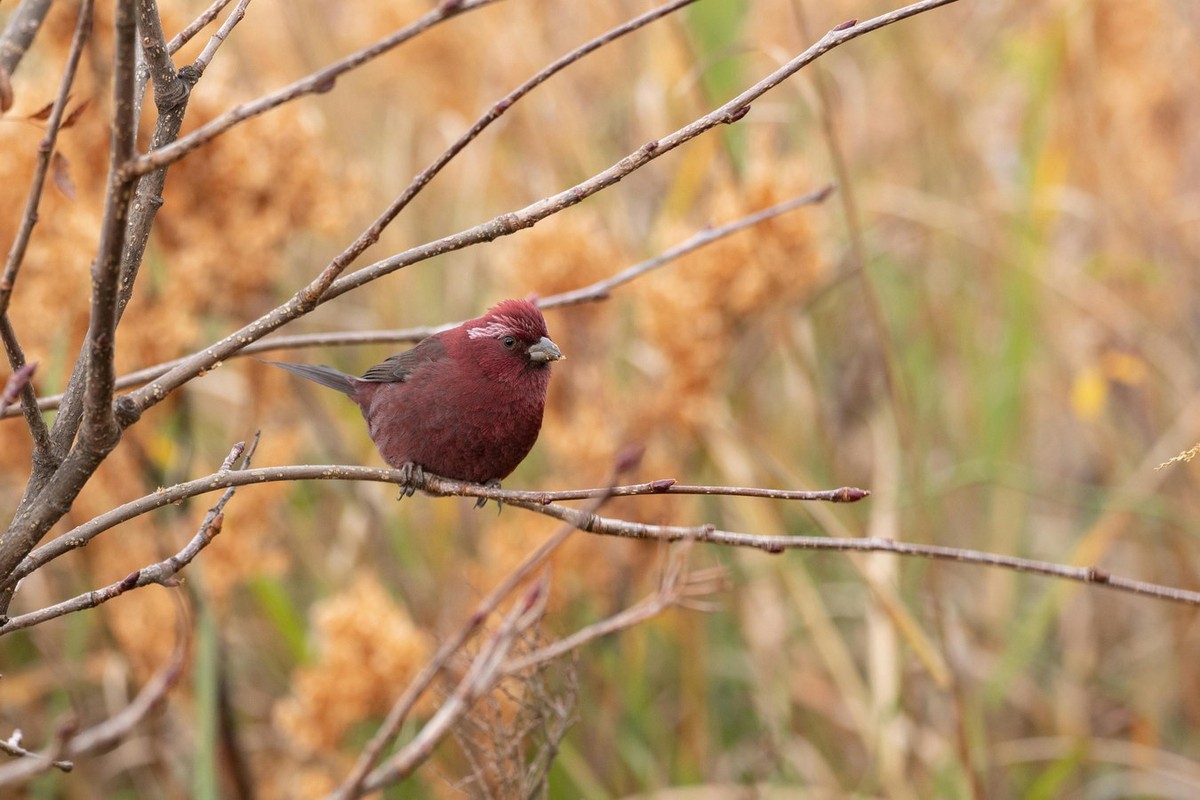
267,299,563,493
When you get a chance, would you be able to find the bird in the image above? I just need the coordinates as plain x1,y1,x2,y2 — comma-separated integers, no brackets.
266,299,563,499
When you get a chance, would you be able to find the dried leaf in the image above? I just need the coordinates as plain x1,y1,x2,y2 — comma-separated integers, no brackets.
62,98,90,129
27,98,57,121
52,151,76,200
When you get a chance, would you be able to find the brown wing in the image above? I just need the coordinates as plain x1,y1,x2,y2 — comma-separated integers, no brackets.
358,335,448,383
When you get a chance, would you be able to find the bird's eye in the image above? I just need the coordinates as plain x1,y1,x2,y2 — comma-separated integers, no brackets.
502,336,517,350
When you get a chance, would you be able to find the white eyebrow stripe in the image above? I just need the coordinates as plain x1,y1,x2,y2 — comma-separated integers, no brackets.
467,317,521,339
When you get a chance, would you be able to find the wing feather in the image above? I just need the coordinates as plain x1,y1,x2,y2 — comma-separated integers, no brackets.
359,335,448,383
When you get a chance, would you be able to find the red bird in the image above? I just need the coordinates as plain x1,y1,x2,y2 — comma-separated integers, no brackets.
267,299,563,494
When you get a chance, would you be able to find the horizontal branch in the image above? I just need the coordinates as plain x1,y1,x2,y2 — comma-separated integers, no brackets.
5,464,1197,611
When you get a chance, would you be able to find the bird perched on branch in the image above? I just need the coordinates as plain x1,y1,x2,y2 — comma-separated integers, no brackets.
266,299,563,496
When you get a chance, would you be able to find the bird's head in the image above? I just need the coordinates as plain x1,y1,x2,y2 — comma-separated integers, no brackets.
464,299,564,383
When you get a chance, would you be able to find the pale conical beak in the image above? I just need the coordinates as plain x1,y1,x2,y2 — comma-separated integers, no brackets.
527,336,564,363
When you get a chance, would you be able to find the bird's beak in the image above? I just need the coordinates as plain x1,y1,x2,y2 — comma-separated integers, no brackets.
527,336,564,363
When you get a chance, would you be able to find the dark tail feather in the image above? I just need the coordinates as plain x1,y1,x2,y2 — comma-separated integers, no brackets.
262,360,357,397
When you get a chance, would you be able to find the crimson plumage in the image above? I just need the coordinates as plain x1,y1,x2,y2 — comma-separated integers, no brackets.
268,299,563,485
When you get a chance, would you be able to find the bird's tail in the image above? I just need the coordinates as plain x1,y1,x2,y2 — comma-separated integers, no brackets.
263,360,358,397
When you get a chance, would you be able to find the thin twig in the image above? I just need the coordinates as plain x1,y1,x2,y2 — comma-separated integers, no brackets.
0,437,255,634
6,470,861,589
320,3,956,305
191,0,251,75
0,321,50,457
304,0,702,306
329,458,630,800
0,619,187,786
5,463,1198,608
118,1,957,423
360,579,550,793
0,0,95,319
541,183,836,308
1,187,834,418
167,0,234,54
124,0,503,178
0,0,92,457
503,550,725,673
0,735,72,774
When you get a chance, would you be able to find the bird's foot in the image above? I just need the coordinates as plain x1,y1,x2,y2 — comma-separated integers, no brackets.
476,479,503,512
396,463,426,500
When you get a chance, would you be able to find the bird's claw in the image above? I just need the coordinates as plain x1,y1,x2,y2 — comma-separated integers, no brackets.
475,479,503,512
396,463,425,500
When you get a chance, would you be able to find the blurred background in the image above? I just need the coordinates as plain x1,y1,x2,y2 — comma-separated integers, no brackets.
2,0,1200,796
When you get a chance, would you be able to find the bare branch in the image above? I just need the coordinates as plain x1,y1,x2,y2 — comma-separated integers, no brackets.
0,733,72,774
0,0,95,320
137,0,189,111
6,459,1198,611
541,184,836,308
0,320,49,457
359,579,549,794
167,0,235,55
0,620,187,786
6,468,859,590
305,0,702,306
328,459,630,800
0,438,255,634
320,2,956,305
73,0,139,447
0,0,54,101
118,0,956,421
0,0,142,594
503,548,725,673
0,0,92,458
2,186,833,418
124,0,504,178
190,0,252,76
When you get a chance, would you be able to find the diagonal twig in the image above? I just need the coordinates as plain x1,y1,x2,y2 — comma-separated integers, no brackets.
117,1,958,423
167,0,235,54
327,454,633,800
0,437,256,634
1,185,834,418
124,0,504,178
0,615,189,786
